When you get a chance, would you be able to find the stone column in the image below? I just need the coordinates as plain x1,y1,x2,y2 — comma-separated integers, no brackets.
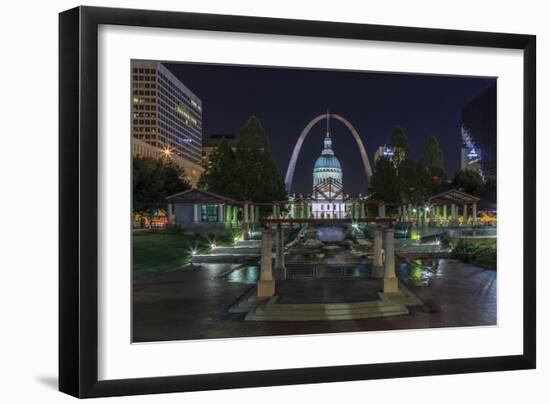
244,203,249,223
443,204,448,226
372,225,384,278
274,225,286,280
193,203,199,223
383,227,398,293
423,206,428,228
257,228,275,297
408,204,413,222
463,204,468,227
250,204,255,224
167,203,174,225
360,203,366,219
472,203,478,226
451,203,457,226
255,206,260,223
218,204,224,224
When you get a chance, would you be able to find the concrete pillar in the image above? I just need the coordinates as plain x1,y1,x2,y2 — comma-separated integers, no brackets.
408,204,413,223
360,203,366,219
167,203,174,225
417,207,422,228
383,227,398,293
193,204,199,223
443,204,448,226
451,203,457,225
424,207,428,227
463,204,468,227
257,228,275,297
255,206,260,223
372,225,384,278
274,225,286,280
224,204,230,224
244,203,249,223
473,203,478,226
232,206,238,224
218,204,224,224
250,204,255,224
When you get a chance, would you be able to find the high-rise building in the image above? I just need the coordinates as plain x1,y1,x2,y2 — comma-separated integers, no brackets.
132,60,203,184
461,82,497,179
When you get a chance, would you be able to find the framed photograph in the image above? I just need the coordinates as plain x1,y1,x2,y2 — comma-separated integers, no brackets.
59,6,536,398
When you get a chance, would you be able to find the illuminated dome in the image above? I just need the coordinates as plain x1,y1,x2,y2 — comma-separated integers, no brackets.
313,128,343,186
314,154,342,170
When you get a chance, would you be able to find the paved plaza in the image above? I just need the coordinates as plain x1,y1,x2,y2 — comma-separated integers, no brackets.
132,259,496,342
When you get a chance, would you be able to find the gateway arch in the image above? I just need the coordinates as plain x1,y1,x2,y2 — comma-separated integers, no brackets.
285,113,373,191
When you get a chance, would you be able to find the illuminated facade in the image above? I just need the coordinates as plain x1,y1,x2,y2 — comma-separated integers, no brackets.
132,60,203,166
310,114,348,219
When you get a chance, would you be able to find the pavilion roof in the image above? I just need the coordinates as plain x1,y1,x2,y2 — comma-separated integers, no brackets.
166,188,238,204
426,189,480,204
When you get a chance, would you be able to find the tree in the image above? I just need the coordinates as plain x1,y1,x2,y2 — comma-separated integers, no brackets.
133,157,190,224
389,125,409,163
483,175,497,203
420,136,444,170
452,169,484,197
234,116,287,203
419,135,448,195
414,163,433,201
397,158,419,201
198,139,239,198
369,158,400,203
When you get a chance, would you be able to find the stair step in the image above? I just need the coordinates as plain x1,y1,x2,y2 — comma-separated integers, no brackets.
245,301,409,321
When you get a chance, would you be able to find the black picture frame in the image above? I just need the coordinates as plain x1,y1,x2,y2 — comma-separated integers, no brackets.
59,6,536,398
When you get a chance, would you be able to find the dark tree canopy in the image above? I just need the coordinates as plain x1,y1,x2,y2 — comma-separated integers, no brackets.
198,139,239,197
420,136,444,170
199,116,287,203
133,156,190,216
483,175,497,203
452,169,485,198
369,158,400,203
389,125,409,161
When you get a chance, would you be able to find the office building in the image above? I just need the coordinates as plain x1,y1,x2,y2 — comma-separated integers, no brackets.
132,60,203,184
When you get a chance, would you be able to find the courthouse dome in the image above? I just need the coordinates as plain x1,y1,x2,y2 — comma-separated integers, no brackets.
313,127,343,186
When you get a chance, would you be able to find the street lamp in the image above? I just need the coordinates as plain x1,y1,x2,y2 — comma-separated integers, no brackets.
162,146,173,159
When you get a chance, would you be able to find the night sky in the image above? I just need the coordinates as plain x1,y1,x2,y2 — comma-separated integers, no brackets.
165,62,495,195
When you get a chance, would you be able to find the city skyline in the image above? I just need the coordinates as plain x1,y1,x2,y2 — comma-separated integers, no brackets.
164,61,496,194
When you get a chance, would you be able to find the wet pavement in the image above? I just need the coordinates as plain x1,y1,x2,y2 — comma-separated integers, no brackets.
133,259,496,342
